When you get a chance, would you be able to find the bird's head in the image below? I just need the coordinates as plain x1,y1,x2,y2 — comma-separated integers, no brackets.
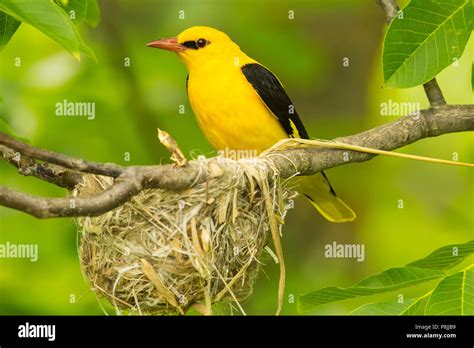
147,26,242,69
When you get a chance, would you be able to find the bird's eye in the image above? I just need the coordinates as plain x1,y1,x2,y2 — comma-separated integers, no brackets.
196,38,207,48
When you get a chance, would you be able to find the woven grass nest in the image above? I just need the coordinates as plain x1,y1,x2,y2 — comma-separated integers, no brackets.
75,156,295,315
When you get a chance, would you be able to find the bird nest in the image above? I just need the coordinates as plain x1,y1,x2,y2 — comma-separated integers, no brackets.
75,157,295,315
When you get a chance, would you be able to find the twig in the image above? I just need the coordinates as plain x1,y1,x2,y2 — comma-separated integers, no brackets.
423,78,447,106
266,138,473,167
0,145,83,189
0,132,125,177
157,129,187,166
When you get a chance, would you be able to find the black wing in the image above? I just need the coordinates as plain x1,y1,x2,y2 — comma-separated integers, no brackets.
242,63,336,195
241,63,309,139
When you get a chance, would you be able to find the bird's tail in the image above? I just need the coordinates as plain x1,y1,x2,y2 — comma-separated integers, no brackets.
296,173,356,223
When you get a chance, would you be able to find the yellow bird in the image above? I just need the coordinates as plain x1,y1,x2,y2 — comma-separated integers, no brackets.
147,26,355,222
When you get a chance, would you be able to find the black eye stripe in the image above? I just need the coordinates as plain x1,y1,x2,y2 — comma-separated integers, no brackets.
181,40,198,49
180,39,210,50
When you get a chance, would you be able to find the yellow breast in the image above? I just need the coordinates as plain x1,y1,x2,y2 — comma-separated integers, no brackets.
186,56,288,155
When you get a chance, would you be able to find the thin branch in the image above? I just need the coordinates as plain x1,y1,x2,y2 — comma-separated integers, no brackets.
0,177,141,218
377,0,447,107
0,133,125,178
0,145,83,189
423,78,447,106
268,105,473,179
0,104,472,218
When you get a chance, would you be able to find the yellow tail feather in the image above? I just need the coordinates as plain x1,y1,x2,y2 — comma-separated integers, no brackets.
297,173,356,223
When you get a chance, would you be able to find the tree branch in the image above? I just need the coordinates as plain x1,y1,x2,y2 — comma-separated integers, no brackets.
377,0,447,107
0,133,125,178
0,104,472,218
423,79,447,106
265,105,473,178
0,145,83,189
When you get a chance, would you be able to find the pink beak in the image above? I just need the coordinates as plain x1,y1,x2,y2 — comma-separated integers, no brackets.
146,37,186,52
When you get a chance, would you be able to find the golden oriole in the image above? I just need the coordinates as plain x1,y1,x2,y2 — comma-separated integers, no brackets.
147,26,356,222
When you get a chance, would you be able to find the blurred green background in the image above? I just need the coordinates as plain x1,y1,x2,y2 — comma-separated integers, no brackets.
0,0,472,315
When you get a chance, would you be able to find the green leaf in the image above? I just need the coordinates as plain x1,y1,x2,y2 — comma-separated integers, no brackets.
298,267,444,312
425,266,474,315
350,289,437,316
0,11,20,50
84,0,100,27
298,240,474,313
0,0,94,59
402,293,431,315
355,266,474,316
350,299,416,315
56,0,88,25
407,240,474,270
383,0,472,88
